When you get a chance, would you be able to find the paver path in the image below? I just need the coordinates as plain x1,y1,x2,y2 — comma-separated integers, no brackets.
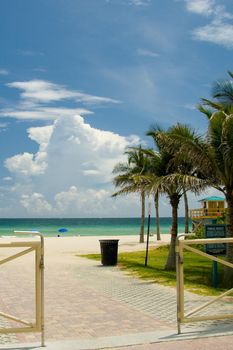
0,240,232,347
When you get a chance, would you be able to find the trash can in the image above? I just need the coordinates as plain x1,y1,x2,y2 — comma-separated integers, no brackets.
99,239,119,266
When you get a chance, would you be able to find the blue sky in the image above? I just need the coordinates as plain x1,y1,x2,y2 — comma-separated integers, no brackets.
0,0,232,217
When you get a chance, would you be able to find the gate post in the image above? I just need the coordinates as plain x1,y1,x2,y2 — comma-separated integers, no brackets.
176,237,184,334
15,231,45,347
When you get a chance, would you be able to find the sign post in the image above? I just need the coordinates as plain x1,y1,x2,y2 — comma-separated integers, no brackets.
205,225,226,288
145,202,151,267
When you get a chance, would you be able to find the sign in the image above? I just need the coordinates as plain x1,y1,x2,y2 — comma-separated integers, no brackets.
205,225,226,255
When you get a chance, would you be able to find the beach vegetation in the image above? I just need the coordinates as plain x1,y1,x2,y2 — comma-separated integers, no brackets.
179,71,233,287
143,124,207,270
131,146,163,241
111,70,233,285
112,146,151,243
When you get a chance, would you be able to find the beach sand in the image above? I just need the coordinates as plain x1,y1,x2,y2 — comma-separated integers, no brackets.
0,234,171,257
45,233,171,255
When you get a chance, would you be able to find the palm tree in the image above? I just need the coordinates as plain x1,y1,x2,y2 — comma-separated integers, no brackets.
201,70,233,114
146,124,206,270
139,148,162,241
167,110,233,285
112,146,150,243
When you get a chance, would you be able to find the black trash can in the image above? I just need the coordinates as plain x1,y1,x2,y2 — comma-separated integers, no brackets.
99,239,119,266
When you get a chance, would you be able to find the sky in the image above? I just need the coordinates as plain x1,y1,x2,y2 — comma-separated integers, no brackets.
0,0,233,218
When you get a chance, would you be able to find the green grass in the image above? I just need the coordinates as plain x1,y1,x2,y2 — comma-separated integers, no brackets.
81,245,228,296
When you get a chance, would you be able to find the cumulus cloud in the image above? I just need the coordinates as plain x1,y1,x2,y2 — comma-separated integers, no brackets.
20,193,53,215
0,77,142,217
4,114,141,216
5,152,47,176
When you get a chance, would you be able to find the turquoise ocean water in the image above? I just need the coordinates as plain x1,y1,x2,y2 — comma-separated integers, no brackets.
0,217,189,237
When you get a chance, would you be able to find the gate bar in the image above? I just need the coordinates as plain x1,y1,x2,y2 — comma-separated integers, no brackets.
15,231,45,347
176,236,233,334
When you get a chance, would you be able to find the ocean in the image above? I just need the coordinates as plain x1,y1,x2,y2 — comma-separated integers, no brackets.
0,217,189,237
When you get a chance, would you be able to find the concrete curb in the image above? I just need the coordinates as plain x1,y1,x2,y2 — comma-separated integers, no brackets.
2,328,233,350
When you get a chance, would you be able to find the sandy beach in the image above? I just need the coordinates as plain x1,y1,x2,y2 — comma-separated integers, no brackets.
0,234,171,265
0,233,171,257
47,234,171,254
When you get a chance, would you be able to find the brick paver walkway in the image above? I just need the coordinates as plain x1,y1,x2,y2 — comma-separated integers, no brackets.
0,240,233,348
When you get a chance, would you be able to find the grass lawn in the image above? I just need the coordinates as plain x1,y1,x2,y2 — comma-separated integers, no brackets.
81,245,228,296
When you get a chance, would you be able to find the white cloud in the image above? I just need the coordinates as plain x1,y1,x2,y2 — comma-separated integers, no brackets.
137,48,160,58
0,69,9,75
7,80,120,105
27,125,54,148
1,79,120,122
5,152,47,176
185,0,215,16
0,77,142,217
5,125,52,176
184,0,233,48
129,0,151,5
193,21,233,48
3,114,141,216
0,107,93,121
20,193,53,215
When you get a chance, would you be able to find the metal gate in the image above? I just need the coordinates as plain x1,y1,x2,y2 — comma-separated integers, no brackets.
176,236,233,334
0,232,45,346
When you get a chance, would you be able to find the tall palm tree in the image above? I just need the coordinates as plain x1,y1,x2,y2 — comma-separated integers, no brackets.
146,124,206,270
112,146,150,243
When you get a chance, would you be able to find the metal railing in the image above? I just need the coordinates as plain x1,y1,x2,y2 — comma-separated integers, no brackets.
0,231,45,346
176,236,233,334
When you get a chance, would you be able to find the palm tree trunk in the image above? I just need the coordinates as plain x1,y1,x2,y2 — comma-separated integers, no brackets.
223,189,233,287
165,193,180,270
184,191,189,234
140,190,145,243
154,191,161,240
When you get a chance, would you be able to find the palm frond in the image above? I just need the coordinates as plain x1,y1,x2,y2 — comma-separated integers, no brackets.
197,104,213,119
212,79,233,104
201,98,224,111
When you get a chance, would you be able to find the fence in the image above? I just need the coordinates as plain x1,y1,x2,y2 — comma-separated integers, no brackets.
0,232,45,346
176,236,233,334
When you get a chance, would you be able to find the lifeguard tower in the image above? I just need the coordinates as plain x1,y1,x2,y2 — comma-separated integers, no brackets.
190,196,226,232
